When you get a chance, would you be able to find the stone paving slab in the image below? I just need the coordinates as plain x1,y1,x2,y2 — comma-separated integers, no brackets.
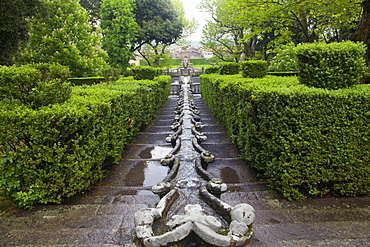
1,228,124,246
201,132,233,144
121,144,173,160
201,143,242,158
252,221,370,242
250,238,370,247
207,158,258,182
0,215,124,231
130,133,170,145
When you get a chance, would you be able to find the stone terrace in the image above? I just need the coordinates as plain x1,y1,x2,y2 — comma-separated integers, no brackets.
0,77,369,246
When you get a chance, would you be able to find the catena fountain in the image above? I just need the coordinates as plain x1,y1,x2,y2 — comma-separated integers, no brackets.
134,74,255,247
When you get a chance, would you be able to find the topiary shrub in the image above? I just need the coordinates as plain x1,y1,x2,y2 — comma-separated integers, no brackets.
132,66,157,80
0,64,72,109
68,77,105,86
205,66,219,74
25,63,70,81
219,62,240,75
295,41,366,90
269,45,297,72
241,60,268,78
102,67,121,82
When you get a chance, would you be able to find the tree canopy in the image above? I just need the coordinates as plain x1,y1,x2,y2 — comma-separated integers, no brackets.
0,0,45,66
18,0,107,76
79,0,101,26
101,0,138,72
200,0,370,61
132,0,184,50
130,0,185,67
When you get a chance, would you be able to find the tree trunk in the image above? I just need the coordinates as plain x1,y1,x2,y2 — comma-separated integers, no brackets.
349,0,370,42
138,49,151,66
349,0,370,68
299,10,310,43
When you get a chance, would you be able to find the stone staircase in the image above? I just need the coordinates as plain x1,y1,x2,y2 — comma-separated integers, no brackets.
0,77,369,246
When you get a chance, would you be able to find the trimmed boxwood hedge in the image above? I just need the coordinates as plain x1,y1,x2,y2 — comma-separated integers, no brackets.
0,76,170,209
296,41,366,89
200,74,370,200
240,60,268,78
219,62,240,75
205,66,219,74
132,66,160,80
68,77,105,86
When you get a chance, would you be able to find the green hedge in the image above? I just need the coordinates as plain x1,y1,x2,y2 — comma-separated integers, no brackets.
240,60,268,78
200,74,370,200
101,67,121,82
68,77,105,86
205,66,219,74
132,66,159,80
296,41,366,89
0,64,72,110
0,76,170,209
268,72,298,77
219,62,240,75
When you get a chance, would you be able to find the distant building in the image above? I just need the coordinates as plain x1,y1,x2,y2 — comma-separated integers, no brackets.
202,51,214,59
168,44,213,60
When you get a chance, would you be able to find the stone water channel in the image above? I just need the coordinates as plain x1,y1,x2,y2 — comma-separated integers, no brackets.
134,76,254,246
0,75,369,246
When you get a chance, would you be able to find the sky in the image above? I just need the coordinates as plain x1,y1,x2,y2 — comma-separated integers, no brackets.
179,0,210,42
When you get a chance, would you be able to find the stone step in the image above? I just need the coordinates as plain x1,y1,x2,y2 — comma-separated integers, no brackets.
0,228,131,246
249,238,370,247
251,221,370,245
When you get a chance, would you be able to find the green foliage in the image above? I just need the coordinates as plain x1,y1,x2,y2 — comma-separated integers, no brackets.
26,63,71,81
101,67,122,82
101,0,138,72
200,73,370,200
240,60,268,78
219,62,240,75
132,66,158,80
133,0,184,47
363,72,370,84
205,67,219,74
78,0,101,26
68,77,105,86
0,64,72,109
199,0,252,62
269,45,298,72
0,76,171,209
18,0,108,77
0,0,45,66
131,0,184,67
296,41,366,90
268,72,298,77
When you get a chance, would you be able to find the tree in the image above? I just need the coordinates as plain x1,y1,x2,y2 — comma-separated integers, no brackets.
132,0,184,67
79,0,101,26
199,0,256,62
222,0,362,45
18,0,107,77
350,0,370,43
0,0,45,66
201,21,242,62
100,0,138,72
